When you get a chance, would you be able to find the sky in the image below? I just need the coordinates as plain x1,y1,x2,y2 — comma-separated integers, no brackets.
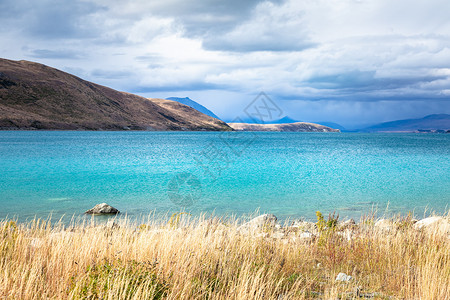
1,0,450,128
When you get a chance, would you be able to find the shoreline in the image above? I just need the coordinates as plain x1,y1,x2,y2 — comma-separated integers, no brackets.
2,207,450,225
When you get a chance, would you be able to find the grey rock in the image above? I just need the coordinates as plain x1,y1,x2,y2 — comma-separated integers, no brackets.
85,203,119,215
339,218,356,229
291,220,317,232
335,272,353,282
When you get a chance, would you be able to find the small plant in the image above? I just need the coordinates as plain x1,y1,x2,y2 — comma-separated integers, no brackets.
2,220,18,241
316,211,339,232
138,224,150,231
4,220,17,231
396,211,415,230
316,211,327,232
326,211,339,229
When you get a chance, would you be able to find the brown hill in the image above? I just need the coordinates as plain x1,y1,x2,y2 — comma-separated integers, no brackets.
0,58,231,131
228,122,340,132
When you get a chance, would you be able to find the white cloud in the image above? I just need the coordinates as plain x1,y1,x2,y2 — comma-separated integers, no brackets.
202,1,313,51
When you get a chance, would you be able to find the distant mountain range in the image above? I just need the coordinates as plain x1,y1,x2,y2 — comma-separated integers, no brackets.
361,114,450,132
0,58,231,131
229,113,450,132
166,97,221,120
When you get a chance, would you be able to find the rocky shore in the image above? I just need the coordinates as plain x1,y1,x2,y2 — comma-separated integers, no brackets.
233,213,450,241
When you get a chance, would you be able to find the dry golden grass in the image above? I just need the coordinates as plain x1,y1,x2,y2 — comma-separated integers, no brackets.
0,213,449,299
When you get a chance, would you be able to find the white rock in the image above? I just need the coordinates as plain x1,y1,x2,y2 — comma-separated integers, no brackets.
29,238,43,248
255,232,269,238
414,217,450,234
374,219,393,231
336,229,353,241
335,272,353,282
298,231,315,242
414,216,443,229
271,231,285,239
238,214,277,234
300,231,314,238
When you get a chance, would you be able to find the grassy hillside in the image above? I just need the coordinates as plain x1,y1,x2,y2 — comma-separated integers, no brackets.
0,58,231,131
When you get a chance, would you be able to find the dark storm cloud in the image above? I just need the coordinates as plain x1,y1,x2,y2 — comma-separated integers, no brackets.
1,0,103,39
132,82,227,93
91,69,134,79
101,0,304,52
203,34,314,52
140,0,282,36
305,70,447,92
29,49,83,59
276,89,450,103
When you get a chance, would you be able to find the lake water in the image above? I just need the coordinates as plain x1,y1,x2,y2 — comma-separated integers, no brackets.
0,131,449,223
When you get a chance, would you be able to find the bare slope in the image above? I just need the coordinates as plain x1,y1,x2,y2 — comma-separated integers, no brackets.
228,122,340,132
0,58,231,131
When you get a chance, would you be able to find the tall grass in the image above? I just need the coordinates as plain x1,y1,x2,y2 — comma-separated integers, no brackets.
0,213,449,299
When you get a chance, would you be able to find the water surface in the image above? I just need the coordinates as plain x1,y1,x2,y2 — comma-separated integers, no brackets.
0,131,449,222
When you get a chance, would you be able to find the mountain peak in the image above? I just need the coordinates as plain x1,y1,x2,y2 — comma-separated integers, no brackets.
423,114,450,120
166,97,221,120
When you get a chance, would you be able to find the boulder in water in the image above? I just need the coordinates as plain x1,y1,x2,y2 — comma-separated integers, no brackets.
85,203,119,215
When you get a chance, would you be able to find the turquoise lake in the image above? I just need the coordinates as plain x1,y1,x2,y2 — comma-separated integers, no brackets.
0,131,449,223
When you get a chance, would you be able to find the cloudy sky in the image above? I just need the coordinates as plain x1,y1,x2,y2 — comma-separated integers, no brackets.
1,0,450,128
